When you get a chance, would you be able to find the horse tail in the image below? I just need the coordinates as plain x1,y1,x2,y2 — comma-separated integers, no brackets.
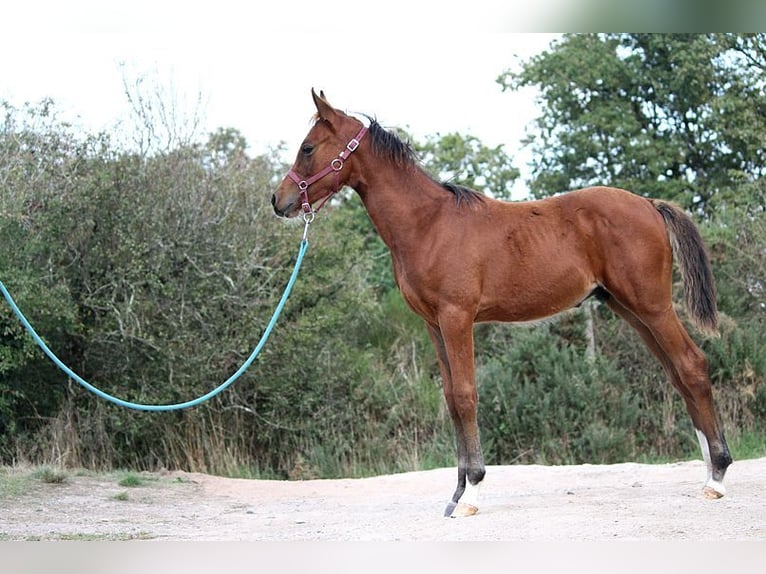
652,200,719,337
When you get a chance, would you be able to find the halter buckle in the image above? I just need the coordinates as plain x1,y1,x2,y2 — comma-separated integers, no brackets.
299,187,312,215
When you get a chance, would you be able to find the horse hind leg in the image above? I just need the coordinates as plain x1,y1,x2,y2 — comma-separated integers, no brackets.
606,297,732,498
694,429,729,499
645,312,731,498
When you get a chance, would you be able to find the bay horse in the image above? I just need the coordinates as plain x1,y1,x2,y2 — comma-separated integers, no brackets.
272,90,732,517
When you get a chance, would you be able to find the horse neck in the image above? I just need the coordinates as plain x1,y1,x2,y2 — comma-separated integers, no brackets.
352,157,444,253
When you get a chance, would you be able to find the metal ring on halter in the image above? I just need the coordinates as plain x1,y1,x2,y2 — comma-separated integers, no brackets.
298,180,309,190
331,158,343,171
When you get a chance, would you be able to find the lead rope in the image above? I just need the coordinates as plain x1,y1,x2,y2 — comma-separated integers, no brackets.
0,217,313,411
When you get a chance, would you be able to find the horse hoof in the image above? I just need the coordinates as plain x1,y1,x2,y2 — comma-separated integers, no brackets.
702,476,726,499
449,502,479,518
703,485,725,499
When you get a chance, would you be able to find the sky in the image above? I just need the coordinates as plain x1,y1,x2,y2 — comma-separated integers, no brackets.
0,4,559,197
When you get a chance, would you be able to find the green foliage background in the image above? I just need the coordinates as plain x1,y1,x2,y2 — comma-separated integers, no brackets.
2,34,765,478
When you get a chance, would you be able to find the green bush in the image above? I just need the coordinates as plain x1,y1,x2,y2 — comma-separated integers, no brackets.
477,319,641,465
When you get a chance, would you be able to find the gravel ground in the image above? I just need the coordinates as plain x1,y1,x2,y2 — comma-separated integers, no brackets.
2,456,765,541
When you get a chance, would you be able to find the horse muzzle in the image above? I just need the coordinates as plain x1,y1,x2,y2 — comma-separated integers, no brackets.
271,186,301,218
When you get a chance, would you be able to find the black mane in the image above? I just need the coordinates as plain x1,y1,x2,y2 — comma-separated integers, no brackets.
441,181,485,206
366,119,485,206
367,118,418,167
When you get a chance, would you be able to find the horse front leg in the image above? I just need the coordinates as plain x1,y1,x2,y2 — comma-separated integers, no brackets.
428,315,485,517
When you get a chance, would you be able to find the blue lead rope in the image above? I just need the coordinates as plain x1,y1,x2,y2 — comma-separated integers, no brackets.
0,237,309,411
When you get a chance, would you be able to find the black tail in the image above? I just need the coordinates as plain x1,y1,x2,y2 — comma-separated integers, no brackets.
653,200,718,336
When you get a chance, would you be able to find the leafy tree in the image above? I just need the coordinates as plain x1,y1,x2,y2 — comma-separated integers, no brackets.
415,132,519,199
498,33,766,215
0,100,96,450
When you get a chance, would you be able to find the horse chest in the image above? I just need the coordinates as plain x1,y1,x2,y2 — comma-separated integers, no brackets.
393,273,429,317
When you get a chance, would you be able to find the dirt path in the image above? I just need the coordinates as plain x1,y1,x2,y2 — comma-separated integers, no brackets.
2,457,765,541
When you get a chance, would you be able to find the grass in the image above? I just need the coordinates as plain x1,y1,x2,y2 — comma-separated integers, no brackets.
0,469,28,498
0,532,155,541
1,465,193,504
31,466,68,484
0,465,68,500
115,470,176,486
1,465,68,499
118,473,143,487
729,430,766,460
55,532,154,541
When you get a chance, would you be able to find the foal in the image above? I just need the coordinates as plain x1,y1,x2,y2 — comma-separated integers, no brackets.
272,90,732,517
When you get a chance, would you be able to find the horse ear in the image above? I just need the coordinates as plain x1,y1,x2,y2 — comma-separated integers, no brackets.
311,88,338,124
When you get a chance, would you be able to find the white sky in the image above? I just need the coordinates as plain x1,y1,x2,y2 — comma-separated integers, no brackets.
0,3,559,197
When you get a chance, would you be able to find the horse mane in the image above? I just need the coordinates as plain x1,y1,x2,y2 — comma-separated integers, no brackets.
366,119,485,206
441,181,485,206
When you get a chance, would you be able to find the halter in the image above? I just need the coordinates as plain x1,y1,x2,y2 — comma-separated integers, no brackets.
286,123,368,216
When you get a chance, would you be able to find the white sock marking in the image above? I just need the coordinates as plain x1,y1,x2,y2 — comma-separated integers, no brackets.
459,480,481,508
696,428,726,496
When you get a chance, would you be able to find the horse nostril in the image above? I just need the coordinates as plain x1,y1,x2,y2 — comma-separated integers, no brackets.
271,194,276,207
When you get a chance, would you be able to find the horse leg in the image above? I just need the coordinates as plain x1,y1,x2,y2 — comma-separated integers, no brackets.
644,309,732,498
426,324,467,515
607,298,732,498
428,314,485,517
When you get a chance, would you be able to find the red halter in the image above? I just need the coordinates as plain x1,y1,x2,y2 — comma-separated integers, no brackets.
286,124,368,215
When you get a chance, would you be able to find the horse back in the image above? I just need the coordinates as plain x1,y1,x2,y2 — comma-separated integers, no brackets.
470,186,672,322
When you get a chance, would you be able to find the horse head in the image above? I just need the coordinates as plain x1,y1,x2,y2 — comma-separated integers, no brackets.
272,89,367,218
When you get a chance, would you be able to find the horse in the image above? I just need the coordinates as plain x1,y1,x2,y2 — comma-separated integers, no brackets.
272,90,732,517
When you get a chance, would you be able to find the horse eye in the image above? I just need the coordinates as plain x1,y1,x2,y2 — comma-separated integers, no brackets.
301,143,315,155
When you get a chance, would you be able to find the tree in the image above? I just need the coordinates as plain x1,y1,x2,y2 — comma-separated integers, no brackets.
498,33,766,215
415,132,519,200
